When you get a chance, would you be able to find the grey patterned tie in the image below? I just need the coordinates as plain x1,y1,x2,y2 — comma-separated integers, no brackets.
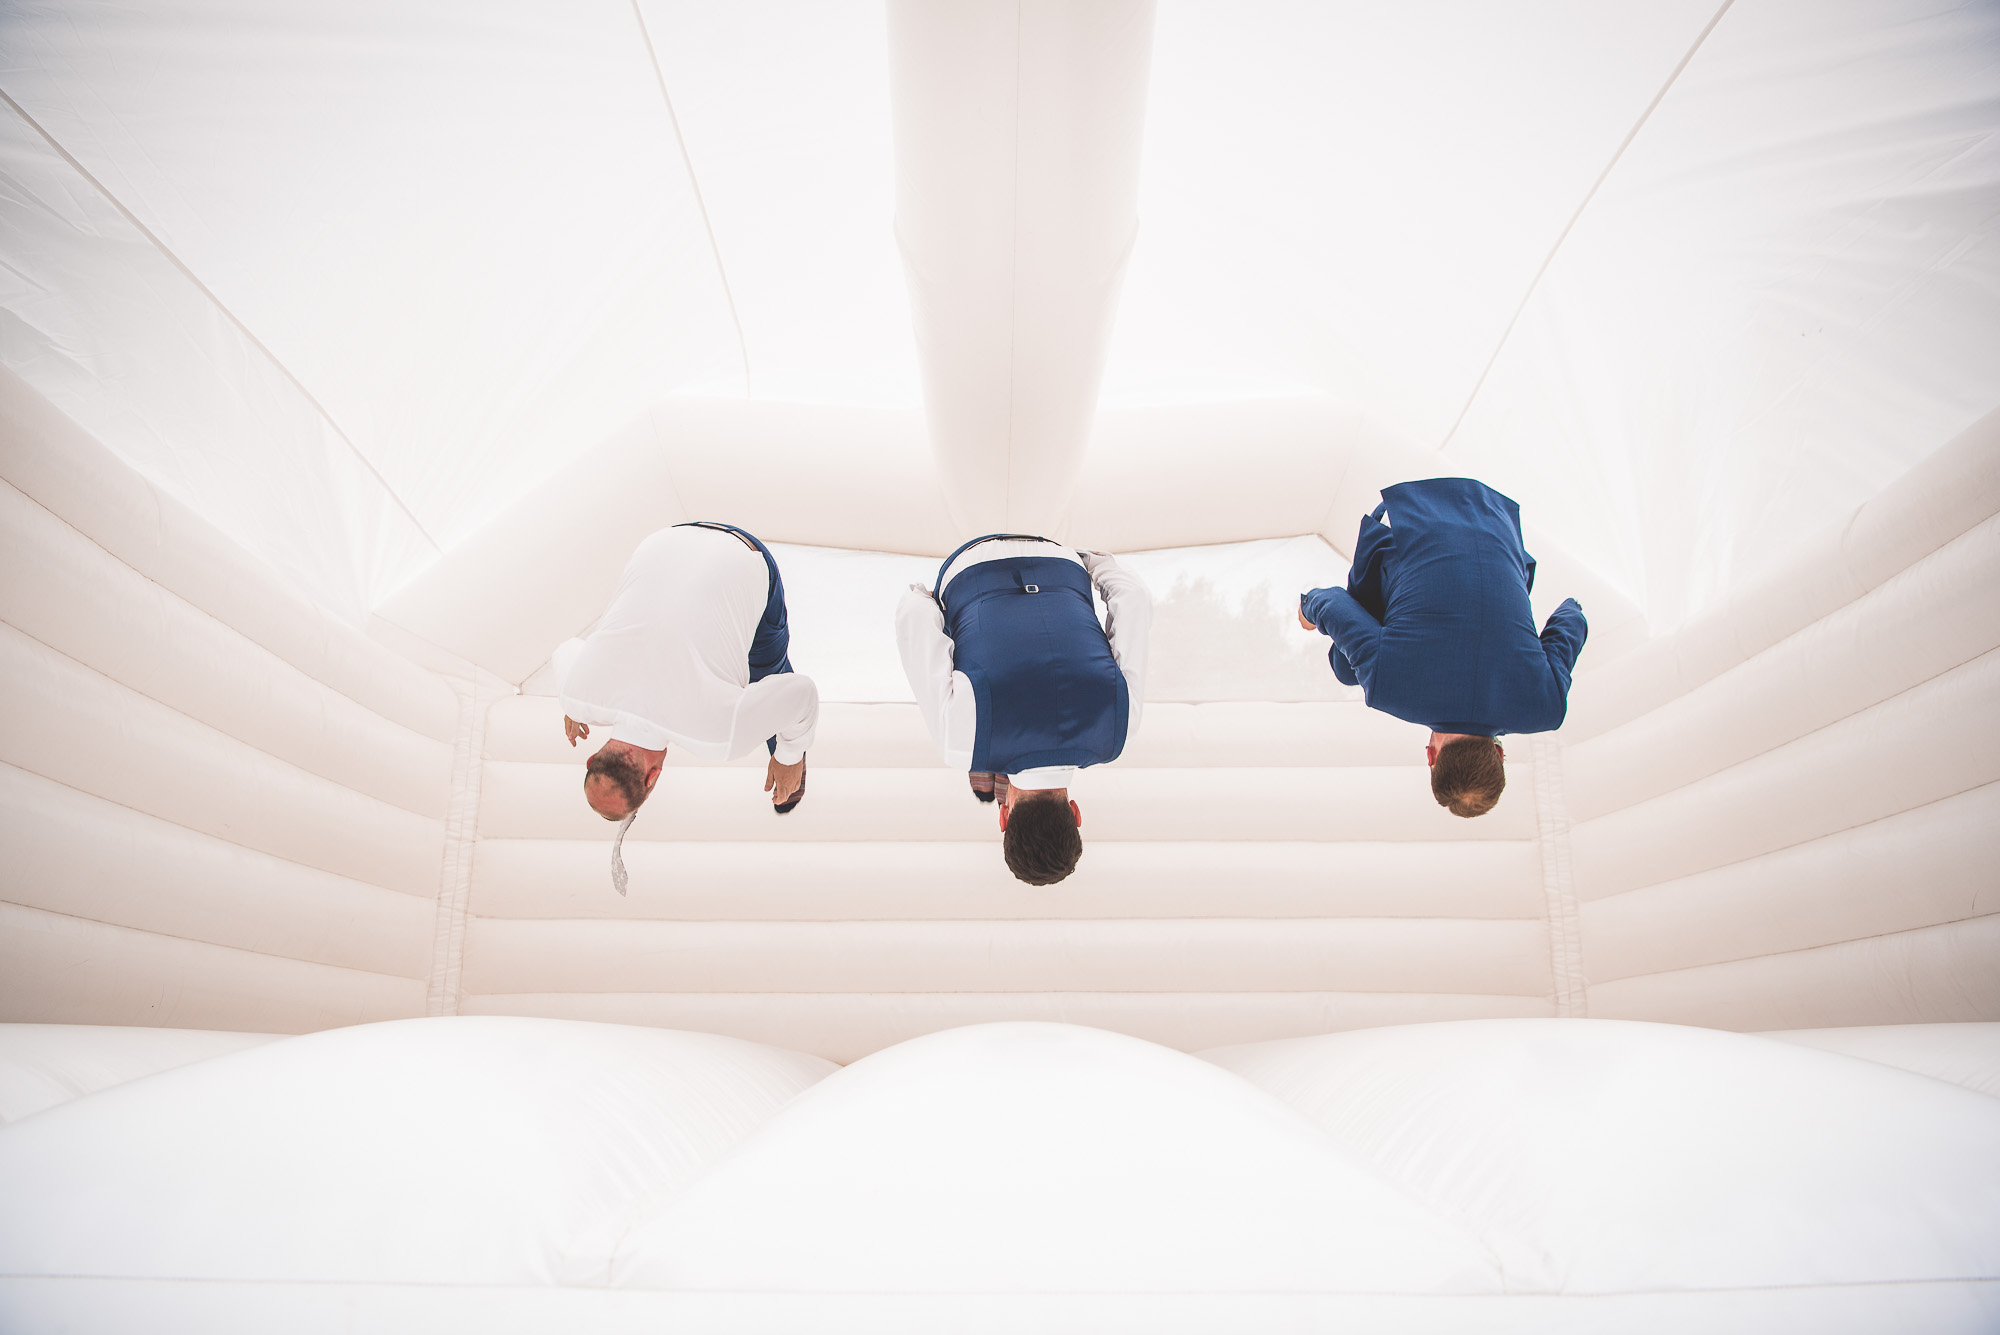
610,811,637,896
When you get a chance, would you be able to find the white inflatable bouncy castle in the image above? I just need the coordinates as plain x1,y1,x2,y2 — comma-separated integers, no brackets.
1,2,1997,1330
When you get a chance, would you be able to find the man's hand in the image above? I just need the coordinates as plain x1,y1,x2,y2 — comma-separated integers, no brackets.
967,771,1010,805
765,756,806,806
564,716,590,747
1297,605,1315,631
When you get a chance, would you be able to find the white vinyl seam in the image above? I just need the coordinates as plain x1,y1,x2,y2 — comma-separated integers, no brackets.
1434,0,1737,453
1531,732,1587,1018
425,678,504,1016
0,89,439,554
628,0,752,398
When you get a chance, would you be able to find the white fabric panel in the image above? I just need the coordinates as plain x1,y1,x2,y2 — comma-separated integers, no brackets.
0,1024,280,1125
1070,398,1365,549
1569,647,2000,901
376,400,956,683
0,0,747,564
3,1281,1997,1335
0,480,450,817
1442,0,2000,627
0,110,433,617
460,994,1552,1066
1092,701,1420,765
612,1022,1500,1293
1590,915,2000,1030
463,918,1551,998
632,1,917,408
0,764,434,980
471,839,1545,922
888,0,1155,534
0,1018,833,1285
1565,386,2000,744
0,903,424,1032
1567,511,2000,821
4,1021,1997,1328
1202,1019,2000,1292
1582,784,2000,984
380,394,1648,688
478,760,1538,843
1105,0,1715,419
1759,1023,2000,1100
0,370,457,738
0,623,442,895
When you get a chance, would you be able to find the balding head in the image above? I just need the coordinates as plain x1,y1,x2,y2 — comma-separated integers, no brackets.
585,743,656,820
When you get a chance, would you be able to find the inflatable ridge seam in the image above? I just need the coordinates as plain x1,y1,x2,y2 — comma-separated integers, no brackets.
428,677,507,1016
1532,733,1586,1018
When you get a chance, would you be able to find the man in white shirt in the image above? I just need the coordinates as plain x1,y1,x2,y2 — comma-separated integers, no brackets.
557,522,819,825
896,534,1151,885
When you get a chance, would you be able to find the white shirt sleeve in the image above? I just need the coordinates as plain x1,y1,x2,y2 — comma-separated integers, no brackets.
896,585,976,770
552,637,588,702
729,672,820,765
1081,551,1152,737
554,635,669,746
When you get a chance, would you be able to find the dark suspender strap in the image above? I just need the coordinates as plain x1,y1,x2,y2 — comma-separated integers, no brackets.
676,521,780,604
676,519,761,551
933,532,1055,605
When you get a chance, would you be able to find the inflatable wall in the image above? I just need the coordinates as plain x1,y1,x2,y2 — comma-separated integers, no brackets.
6,368,1993,1055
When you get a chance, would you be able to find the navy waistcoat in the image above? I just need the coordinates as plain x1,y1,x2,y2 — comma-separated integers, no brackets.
937,539,1129,775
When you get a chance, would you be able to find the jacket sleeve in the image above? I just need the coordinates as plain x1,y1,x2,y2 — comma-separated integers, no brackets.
1302,586,1380,687
1540,598,1589,697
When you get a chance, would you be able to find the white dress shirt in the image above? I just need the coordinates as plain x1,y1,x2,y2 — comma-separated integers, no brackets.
555,525,819,764
896,541,1151,788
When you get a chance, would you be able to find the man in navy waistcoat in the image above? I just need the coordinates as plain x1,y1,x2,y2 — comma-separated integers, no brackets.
1299,478,1587,817
897,535,1152,884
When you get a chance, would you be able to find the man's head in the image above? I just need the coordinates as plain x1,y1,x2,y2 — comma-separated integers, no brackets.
1428,733,1505,818
998,787,1083,885
584,740,663,820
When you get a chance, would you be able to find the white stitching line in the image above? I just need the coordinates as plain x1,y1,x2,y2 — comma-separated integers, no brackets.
1003,0,1024,526
1589,911,2000,989
0,87,441,553
1434,0,1738,454
628,0,753,398
1531,734,1586,1017
1,898,421,986
427,678,498,1016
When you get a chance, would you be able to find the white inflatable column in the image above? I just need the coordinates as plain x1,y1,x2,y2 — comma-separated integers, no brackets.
888,0,1156,536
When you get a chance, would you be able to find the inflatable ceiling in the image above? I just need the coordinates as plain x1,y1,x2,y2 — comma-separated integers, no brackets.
0,0,1995,1329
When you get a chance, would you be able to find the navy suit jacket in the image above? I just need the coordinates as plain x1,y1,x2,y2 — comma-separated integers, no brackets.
1302,478,1587,736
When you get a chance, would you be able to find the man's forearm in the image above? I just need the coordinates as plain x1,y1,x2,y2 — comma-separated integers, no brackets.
739,674,818,763
1304,586,1381,678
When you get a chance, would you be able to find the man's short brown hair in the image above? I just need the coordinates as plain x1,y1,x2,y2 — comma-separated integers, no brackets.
1003,792,1082,885
1432,736,1504,818
585,749,651,817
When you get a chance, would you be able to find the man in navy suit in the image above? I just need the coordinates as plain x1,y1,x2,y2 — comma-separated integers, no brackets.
898,535,1152,884
1299,478,1587,817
